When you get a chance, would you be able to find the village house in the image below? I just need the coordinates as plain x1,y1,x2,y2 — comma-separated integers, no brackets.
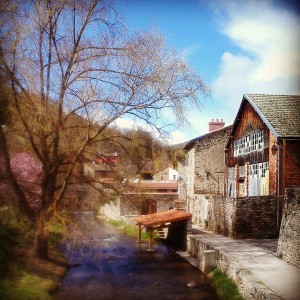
177,119,232,228
226,94,300,198
220,94,300,268
178,94,300,241
100,179,178,220
152,166,178,181
223,94,300,243
96,152,120,166
83,152,121,184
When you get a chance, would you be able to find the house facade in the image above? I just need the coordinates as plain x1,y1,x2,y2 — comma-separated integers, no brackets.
152,166,178,181
100,180,178,221
218,94,300,238
177,121,232,227
225,94,300,199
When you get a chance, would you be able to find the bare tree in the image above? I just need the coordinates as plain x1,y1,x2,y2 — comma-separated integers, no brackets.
0,0,209,259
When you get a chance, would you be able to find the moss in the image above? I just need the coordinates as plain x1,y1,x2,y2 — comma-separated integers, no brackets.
209,268,244,300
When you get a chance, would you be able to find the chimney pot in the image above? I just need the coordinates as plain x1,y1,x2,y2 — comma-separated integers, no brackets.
208,117,225,132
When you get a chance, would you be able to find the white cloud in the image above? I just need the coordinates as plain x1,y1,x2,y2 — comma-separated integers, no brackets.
222,8,300,81
114,117,136,129
211,0,300,122
167,130,187,145
181,44,200,61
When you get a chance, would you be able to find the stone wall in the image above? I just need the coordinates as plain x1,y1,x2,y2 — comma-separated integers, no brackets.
181,127,232,225
208,196,236,236
187,235,282,300
100,194,178,220
100,199,121,220
205,195,280,238
277,187,300,268
194,128,231,196
177,149,194,204
233,196,280,238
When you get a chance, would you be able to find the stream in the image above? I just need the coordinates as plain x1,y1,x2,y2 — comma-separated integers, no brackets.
54,212,220,300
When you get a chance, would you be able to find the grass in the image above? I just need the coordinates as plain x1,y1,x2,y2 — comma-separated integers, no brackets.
0,207,69,300
209,268,244,300
107,219,151,240
0,271,54,300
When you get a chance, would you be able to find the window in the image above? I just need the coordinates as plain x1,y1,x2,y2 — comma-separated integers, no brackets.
248,162,269,178
234,131,264,157
239,165,245,178
227,167,235,198
248,162,269,196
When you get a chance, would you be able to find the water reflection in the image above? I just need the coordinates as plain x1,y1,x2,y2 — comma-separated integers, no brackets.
54,213,220,300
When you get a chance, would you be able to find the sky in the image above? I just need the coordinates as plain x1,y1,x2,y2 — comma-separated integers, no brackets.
115,0,300,144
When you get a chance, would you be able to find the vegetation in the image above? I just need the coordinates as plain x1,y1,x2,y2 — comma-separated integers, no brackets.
107,218,153,240
209,269,244,300
0,0,209,260
0,208,68,300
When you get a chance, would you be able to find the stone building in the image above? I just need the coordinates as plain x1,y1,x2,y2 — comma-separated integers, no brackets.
178,94,300,240
177,120,232,228
152,166,178,181
100,180,178,221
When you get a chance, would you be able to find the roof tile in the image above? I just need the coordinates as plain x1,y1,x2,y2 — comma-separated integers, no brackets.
246,94,300,138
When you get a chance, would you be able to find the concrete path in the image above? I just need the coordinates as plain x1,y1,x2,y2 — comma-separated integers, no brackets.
183,229,300,300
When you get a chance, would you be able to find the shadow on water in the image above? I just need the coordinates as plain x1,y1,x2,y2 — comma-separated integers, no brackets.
54,212,220,300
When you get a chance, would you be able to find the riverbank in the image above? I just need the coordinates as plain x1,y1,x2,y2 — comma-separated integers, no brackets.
0,218,69,300
185,227,300,300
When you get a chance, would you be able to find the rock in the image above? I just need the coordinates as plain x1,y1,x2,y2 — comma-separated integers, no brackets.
187,282,197,288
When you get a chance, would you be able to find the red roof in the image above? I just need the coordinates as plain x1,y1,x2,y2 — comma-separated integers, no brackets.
135,209,192,227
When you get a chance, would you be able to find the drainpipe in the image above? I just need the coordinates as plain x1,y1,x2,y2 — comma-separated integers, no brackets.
276,140,280,232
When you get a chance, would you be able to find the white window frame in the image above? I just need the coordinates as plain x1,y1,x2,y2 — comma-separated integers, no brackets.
234,131,264,157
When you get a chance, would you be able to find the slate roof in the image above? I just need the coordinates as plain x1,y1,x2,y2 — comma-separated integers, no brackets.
183,125,233,151
244,94,300,138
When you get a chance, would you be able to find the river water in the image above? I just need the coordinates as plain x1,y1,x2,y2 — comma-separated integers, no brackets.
54,212,220,300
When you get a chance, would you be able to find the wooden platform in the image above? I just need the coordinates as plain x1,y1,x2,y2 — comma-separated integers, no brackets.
135,209,192,227
135,210,192,251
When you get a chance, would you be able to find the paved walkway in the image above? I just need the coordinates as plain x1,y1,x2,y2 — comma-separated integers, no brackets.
180,228,300,300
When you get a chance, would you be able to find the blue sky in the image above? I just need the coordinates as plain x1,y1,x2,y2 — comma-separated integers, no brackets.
115,0,300,144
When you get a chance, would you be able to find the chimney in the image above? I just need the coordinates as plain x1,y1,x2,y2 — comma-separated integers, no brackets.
209,118,225,132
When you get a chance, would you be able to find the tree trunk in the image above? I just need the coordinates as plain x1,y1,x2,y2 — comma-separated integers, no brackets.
34,213,49,259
